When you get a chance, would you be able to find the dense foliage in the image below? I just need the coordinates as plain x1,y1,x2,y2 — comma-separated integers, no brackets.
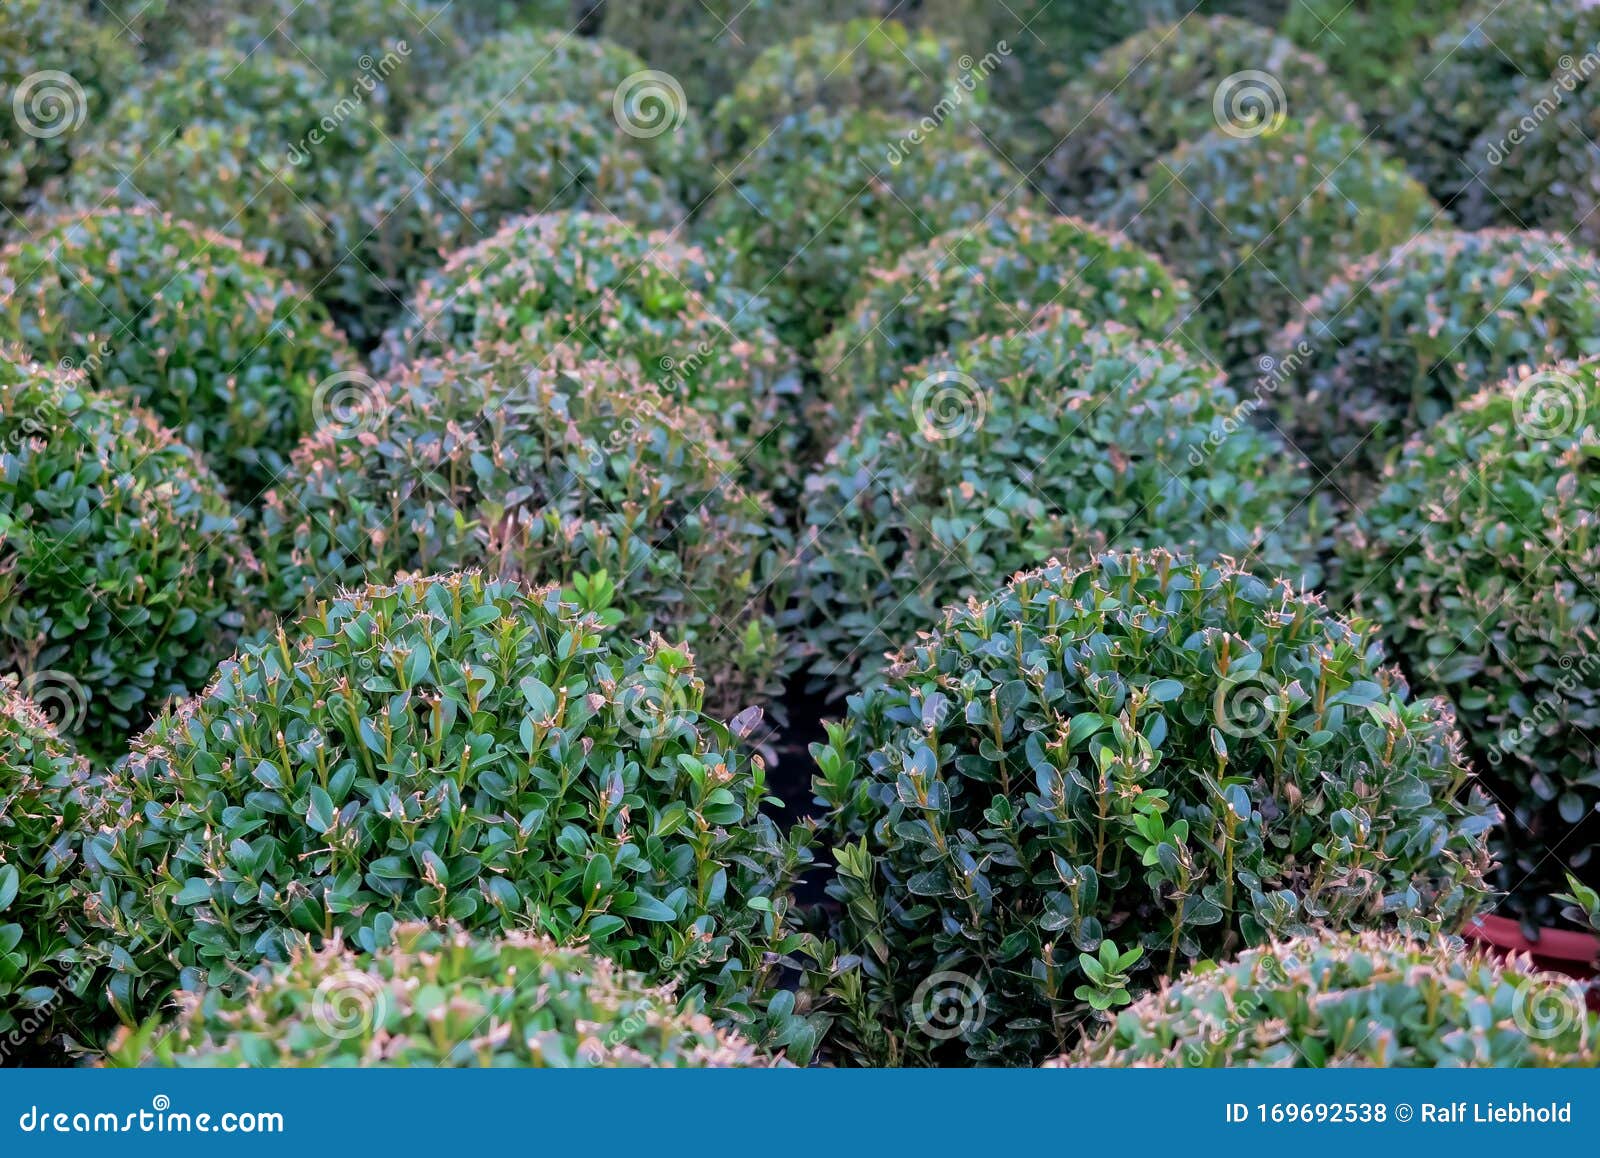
108,924,778,1068
383,211,800,496
0,209,357,496
812,551,1494,1065
696,108,1022,355
257,352,796,723
800,310,1313,694
710,20,991,157
1272,230,1600,489
1060,932,1598,1067
81,572,816,1057
0,676,92,1051
814,207,1198,437
59,47,382,288
1102,118,1437,374
1333,359,1600,928
0,0,136,221
1034,16,1361,213
1281,0,1475,113
0,352,255,759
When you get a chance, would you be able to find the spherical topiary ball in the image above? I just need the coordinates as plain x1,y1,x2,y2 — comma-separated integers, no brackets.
815,207,1201,437
107,924,780,1068
0,209,358,496
1100,118,1437,375
0,352,257,759
0,674,93,1055
0,0,137,222
1033,16,1363,213
710,19,993,158
258,351,796,723
800,309,1313,695
328,98,686,344
1386,1,1600,208
58,47,382,288
1333,358,1600,929
82,571,814,1054
1272,230,1600,491
1057,932,1597,1067
696,108,1023,356
812,550,1494,1066
382,211,800,498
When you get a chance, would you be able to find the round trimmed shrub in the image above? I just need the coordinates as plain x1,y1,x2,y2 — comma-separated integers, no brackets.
1033,16,1362,213
696,108,1023,356
812,549,1495,1066
0,209,358,496
815,207,1199,433
1101,118,1437,375
383,211,800,497
1058,932,1597,1067
108,924,779,1068
800,310,1314,695
1332,358,1600,928
258,352,796,723
1386,1,1600,207
58,46,383,287
711,19,992,157
0,674,93,1054
82,571,815,1055
0,0,137,221
1273,230,1600,489
0,352,256,759
327,97,686,343
1282,0,1475,113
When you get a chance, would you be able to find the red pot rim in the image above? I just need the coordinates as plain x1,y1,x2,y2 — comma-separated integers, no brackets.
1465,913,1600,965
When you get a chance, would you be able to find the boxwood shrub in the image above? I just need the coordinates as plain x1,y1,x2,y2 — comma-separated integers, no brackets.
1272,230,1600,490
0,352,256,759
1385,1,1600,208
0,674,93,1054
1333,359,1600,929
1033,16,1361,213
81,571,815,1056
258,351,796,723
1101,118,1437,374
800,309,1313,695
710,19,991,158
384,211,800,498
0,208,358,496
57,46,382,288
1059,932,1597,1067
327,97,686,344
811,550,1494,1065
0,0,137,222
696,108,1022,356
1281,0,1475,115
814,207,1200,437
107,924,778,1068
